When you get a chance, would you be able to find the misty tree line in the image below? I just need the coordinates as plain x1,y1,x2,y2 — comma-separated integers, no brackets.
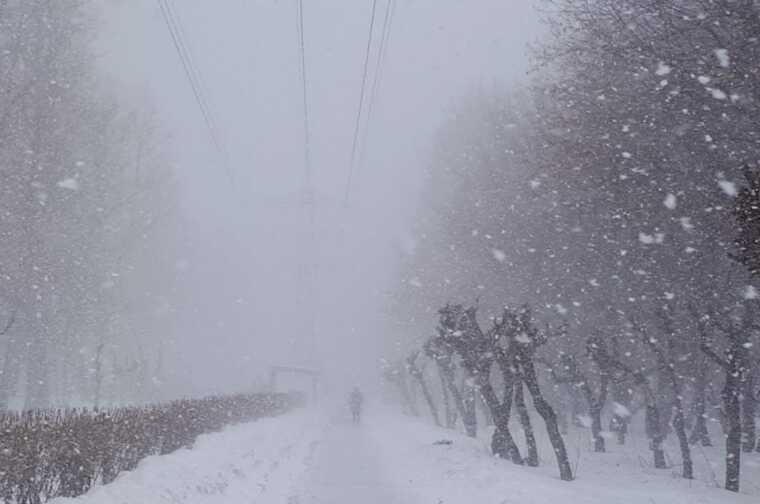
390,0,760,493
0,1,180,410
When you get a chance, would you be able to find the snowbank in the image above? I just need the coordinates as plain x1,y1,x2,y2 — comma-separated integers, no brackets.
51,410,325,504
51,405,759,504
365,412,758,503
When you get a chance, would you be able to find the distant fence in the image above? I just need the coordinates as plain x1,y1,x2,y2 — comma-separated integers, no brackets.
0,392,304,504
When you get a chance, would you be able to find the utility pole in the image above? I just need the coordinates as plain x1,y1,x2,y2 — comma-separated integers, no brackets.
298,184,317,362
296,0,318,367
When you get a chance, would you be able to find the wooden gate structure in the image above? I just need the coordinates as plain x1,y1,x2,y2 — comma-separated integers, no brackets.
268,365,322,401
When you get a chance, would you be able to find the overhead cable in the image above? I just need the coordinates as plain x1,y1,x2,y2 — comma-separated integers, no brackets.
343,0,380,206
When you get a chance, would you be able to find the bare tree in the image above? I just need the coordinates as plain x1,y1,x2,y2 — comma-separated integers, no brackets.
545,339,610,453
500,307,573,480
381,359,418,417
437,304,522,462
700,304,758,492
631,310,694,479
425,331,473,433
407,351,441,427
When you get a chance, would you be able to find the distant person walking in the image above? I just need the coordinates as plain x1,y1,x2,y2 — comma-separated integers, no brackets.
349,387,364,424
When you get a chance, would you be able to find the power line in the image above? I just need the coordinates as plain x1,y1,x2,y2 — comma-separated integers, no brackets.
157,0,212,142
358,0,396,170
296,0,313,207
157,0,232,180
296,0,317,360
167,0,222,148
343,0,379,207
165,0,230,178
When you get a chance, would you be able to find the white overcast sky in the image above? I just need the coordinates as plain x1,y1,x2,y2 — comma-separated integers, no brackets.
95,0,541,394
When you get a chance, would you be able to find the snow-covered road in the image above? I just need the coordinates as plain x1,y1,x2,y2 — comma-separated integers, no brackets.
292,417,401,503
55,406,759,504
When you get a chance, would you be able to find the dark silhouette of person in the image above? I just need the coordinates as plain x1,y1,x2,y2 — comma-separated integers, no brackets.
349,386,364,424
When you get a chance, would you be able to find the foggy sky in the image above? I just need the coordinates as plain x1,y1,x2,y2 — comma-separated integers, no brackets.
95,0,540,396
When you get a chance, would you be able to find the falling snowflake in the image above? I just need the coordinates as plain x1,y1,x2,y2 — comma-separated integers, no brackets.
718,180,737,197
515,332,532,344
663,193,677,210
612,402,631,418
706,87,727,100
639,232,665,244
743,285,758,300
492,249,506,262
714,49,730,68
655,61,672,76
57,178,79,191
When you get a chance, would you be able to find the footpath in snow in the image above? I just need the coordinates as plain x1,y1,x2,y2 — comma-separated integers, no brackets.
55,406,759,504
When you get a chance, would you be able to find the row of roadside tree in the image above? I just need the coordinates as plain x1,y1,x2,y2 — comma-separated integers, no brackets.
390,0,760,493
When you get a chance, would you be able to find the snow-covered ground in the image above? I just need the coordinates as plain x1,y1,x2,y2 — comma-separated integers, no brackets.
51,411,326,504
367,414,759,504
54,406,759,503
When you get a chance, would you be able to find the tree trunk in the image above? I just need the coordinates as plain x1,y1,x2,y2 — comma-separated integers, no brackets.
479,380,523,464
610,414,627,445
0,336,22,409
412,370,441,427
462,374,478,438
646,404,667,469
478,391,494,426
689,370,712,446
93,342,105,410
724,376,742,492
672,398,694,479
439,368,457,428
24,331,50,410
653,442,667,469
579,375,607,453
659,358,693,479
438,362,473,436
742,373,756,452
590,404,605,453
521,361,573,481
558,409,568,435
514,381,538,466
610,381,631,445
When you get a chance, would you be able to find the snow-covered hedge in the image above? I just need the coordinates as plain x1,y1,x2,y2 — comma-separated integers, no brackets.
0,392,303,504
